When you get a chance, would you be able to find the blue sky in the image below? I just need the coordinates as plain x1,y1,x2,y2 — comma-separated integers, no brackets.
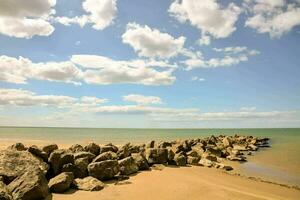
0,0,300,128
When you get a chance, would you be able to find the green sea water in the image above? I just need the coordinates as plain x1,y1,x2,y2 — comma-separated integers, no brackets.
0,127,299,186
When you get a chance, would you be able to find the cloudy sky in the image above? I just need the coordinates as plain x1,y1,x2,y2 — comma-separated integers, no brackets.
0,0,300,128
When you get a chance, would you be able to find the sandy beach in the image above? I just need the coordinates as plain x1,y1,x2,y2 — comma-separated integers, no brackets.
52,166,300,200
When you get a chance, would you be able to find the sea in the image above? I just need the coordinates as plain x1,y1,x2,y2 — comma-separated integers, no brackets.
0,127,299,186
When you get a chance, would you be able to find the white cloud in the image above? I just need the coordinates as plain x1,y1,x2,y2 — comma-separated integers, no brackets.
71,54,176,85
191,76,205,82
169,0,241,44
122,23,186,59
0,0,55,38
183,46,260,70
81,96,108,104
54,0,117,30
245,0,300,38
123,94,162,105
0,88,76,107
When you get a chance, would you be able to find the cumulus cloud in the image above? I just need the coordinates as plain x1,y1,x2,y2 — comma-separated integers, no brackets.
0,0,55,38
71,54,176,85
169,0,241,45
0,88,76,107
0,54,176,86
191,76,205,82
183,46,260,70
122,23,186,59
54,0,117,30
123,94,162,105
244,0,300,38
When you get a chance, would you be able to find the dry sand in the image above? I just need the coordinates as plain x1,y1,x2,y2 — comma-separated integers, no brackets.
52,166,300,200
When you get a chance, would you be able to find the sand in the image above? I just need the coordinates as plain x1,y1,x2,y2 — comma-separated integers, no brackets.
51,166,300,200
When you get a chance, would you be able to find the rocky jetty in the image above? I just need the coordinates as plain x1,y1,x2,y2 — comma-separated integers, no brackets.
0,135,270,199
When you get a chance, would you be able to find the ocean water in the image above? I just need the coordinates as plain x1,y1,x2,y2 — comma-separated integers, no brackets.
0,127,299,186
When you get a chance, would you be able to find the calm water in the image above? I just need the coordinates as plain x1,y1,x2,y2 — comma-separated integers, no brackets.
0,127,299,186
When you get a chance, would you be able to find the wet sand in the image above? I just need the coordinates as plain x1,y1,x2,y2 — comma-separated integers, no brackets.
52,166,300,200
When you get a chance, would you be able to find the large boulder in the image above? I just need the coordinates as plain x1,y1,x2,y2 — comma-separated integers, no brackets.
42,144,58,156
28,145,48,161
198,158,214,167
174,154,186,166
0,181,12,200
73,158,89,178
93,151,117,162
69,144,84,153
73,177,105,191
73,151,96,162
118,156,139,175
48,172,74,193
222,136,232,147
158,142,172,148
84,143,100,156
146,141,155,148
131,153,149,170
187,156,200,165
205,146,222,157
0,149,49,181
8,170,49,200
99,144,118,154
88,160,119,180
145,148,168,164
48,150,74,176
117,143,131,160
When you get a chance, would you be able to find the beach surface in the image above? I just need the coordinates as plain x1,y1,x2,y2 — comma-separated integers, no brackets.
52,166,300,200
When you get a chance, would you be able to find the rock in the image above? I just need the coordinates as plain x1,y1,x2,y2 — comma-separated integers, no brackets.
202,153,218,162
28,145,48,161
0,149,49,182
48,150,74,176
222,136,232,147
146,141,155,148
248,144,258,151
48,172,74,193
88,160,119,180
186,150,199,158
187,156,200,165
158,142,172,148
174,154,186,166
61,163,86,179
118,156,139,175
8,143,26,151
233,145,247,151
227,155,247,161
73,151,96,162
42,144,58,155
0,181,12,200
69,144,84,153
145,148,168,164
214,163,233,171
131,153,149,170
100,145,118,154
208,135,217,145
198,158,213,167
73,177,105,191
205,146,222,157
93,151,117,162
8,170,49,200
191,144,205,156
84,143,100,155
117,143,131,160
73,158,89,178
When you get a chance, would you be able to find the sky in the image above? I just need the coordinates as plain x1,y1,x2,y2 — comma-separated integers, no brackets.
0,0,300,128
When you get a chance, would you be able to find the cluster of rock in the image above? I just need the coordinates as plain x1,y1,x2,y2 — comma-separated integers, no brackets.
0,135,270,200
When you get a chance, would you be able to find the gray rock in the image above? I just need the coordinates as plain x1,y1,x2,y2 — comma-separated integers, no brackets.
8,170,49,200
88,160,119,180
93,151,117,163
145,148,168,164
73,177,105,191
118,156,139,175
187,156,200,165
69,144,84,153
48,172,74,193
48,150,74,176
84,143,100,155
0,150,49,181
73,151,96,162
28,145,48,161
42,144,58,155
8,143,26,151
174,154,186,166
131,153,149,170
0,181,12,200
